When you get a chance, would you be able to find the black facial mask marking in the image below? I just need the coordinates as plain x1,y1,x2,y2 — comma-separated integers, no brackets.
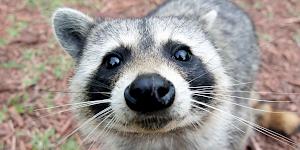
163,40,215,108
85,46,131,115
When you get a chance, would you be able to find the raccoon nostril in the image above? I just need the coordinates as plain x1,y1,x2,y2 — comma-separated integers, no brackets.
157,86,169,98
124,73,175,113
129,87,146,101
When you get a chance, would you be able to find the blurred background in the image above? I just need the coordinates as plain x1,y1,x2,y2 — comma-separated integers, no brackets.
0,0,299,149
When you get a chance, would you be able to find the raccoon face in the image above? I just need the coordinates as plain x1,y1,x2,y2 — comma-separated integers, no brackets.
52,8,232,136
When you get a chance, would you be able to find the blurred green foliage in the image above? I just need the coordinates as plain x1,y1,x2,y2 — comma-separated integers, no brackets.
31,128,56,150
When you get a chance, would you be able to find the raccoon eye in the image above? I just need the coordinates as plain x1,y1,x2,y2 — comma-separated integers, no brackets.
173,46,191,61
104,54,121,69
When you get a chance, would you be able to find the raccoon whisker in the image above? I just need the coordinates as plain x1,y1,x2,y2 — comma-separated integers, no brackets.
226,74,248,85
190,100,297,148
190,106,216,130
70,111,113,149
185,113,200,130
226,90,300,95
104,116,119,137
193,91,290,103
86,120,112,150
193,88,300,95
191,103,267,143
203,52,222,66
191,104,246,134
57,107,112,146
187,71,210,84
81,112,114,145
102,116,120,146
88,80,113,90
193,94,289,113
40,89,111,95
34,99,111,111
188,62,231,84
190,84,300,95
95,118,118,148
38,107,77,118
231,115,298,148
189,81,254,89
36,101,111,118
88,115,117,150
191,101,297,149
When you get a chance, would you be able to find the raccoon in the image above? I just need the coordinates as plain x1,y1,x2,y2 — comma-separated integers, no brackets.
52,0,261,149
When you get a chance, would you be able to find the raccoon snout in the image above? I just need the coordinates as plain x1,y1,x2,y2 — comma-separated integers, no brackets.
124,73,175,113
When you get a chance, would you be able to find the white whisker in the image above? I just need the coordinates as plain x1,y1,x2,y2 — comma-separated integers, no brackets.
88,115,117,150
193,94,290,113
37,100,111,118
34,99,111,111
81,112,113,144
190,87,300,95
191,104,245,134
41,90,111,95
189,82,253,89
193,92,290,103
57,107,112,146
191,100,297,148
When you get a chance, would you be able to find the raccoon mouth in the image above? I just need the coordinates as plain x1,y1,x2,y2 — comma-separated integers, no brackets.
132,117,173,130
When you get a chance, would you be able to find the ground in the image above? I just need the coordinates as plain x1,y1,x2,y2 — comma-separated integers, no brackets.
0,0,300,149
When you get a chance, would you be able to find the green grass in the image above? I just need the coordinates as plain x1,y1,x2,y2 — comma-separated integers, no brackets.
266,11,274,20
259,33,273,43
2,14,31,54
31,128,56,150
0,61,25,69
0,106,8,123
26,0,84,17
22,62,46,88
8,92,30,114
22,49,40,61
26,0,63,17
292,31,300,47
22,75,40,87
234,1,250,10
31,128,80,150
0,143,4,150
25,0,103,21
6,21,28,38
61,138,80,150
48,55,73,80
20,49,47,88
0,38,7,47
42,92,55,109
253,1,263,10
286,3,300,17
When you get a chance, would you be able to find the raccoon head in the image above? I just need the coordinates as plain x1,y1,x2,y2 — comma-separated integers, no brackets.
52,8,231,137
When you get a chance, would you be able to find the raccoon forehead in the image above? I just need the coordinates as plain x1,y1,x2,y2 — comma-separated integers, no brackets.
89,19,141,47
87,17,207,49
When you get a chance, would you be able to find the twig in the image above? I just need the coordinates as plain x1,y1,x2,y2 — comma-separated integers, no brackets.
280,17,300,26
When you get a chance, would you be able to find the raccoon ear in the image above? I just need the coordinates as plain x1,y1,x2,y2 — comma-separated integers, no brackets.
201,10,218,30
52,8,94,60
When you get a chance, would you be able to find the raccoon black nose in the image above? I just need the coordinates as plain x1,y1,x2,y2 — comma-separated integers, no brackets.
124,73,175,113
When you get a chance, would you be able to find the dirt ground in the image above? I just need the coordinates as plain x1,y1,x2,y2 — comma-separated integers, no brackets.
0,0,300,149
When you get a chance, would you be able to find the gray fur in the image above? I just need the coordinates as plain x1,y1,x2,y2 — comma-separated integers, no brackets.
52,0,260,149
